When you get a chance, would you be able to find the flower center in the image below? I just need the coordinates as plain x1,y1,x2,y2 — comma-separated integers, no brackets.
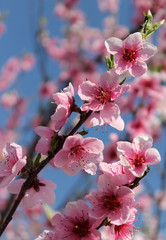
128,154,145,168
96,87,113,104
70,145,85,156
123,49,137,63
103,194,121,211
73,220,89,237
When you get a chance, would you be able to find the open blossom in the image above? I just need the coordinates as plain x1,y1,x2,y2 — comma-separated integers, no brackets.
8,178,56,208
51,83,74,130
105,32,157,77
101,206,137,240
52,134,104,176
85,174,135,225
0,143,26,188
117,136,161,177
78,70,129,130
99,161,135,186
51,200,101,240
34,126,55,155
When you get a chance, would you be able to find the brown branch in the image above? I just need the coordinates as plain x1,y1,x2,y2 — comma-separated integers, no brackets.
0,110,92,237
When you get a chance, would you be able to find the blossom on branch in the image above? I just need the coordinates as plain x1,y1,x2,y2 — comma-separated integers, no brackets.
8,178,56,208
51,200,101,240
51,83,75,131
52,134,104,176
105,32,157,77
117,135,161,177
78,70,129,130
0,142,26,188
34,126,55,155
85,174,135,225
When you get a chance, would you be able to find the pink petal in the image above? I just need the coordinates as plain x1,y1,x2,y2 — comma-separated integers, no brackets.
145,148,161,165
78,81,97,101
139,42,157,61
129,61,147,77
8,179,25,194
114,55,131,75
63,134,83,150
101,103,120,124
100,70,119,90
23,189,39,208
105,37,123,54
38,187,56,205
52,150,69,168
110,115,124,131
123,32,142,50
34,126,54,138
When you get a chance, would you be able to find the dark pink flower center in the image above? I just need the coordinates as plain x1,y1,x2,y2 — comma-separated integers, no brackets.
115,224,135,238
73,220,89,237
96,87,113,104
129,154,145,168
103,194,121,211
123,49,137,63
70,145,85,156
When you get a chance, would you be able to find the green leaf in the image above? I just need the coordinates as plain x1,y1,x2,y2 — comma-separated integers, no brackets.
51,132,58,151
34,153,41,167
141,10,165,40
105,54,114,70
78,128,89,136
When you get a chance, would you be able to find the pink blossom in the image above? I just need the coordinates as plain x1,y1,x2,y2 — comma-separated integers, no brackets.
85,174,135,225
78,70,130,130
105,32,157,77
8,178,56,208
101,206,137,240
1,90,19,108
21,53,36,71
130,72,165,99
52,134,104,176
51,200,101,240
35,230,58,240
34,126,55,155
0,57,21,91
51,83,74,131
99,161,135,186
117,136,161,177
0,142,26,188
39,82,57,98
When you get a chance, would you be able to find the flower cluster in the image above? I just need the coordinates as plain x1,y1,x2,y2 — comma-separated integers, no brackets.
0,8,164,239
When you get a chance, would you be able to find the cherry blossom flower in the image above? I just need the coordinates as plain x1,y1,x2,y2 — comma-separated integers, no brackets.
101,206,137,240
51,200,101,240
85,174,135,225
34,126,55,155
99,161,135,186
0,142,26,188
105,32,157,77
117,135,161,177
51,83,74,131
0,57,21,91
8,178,56,208
78,70,130,130
21,53,36,71
52,134,104,176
